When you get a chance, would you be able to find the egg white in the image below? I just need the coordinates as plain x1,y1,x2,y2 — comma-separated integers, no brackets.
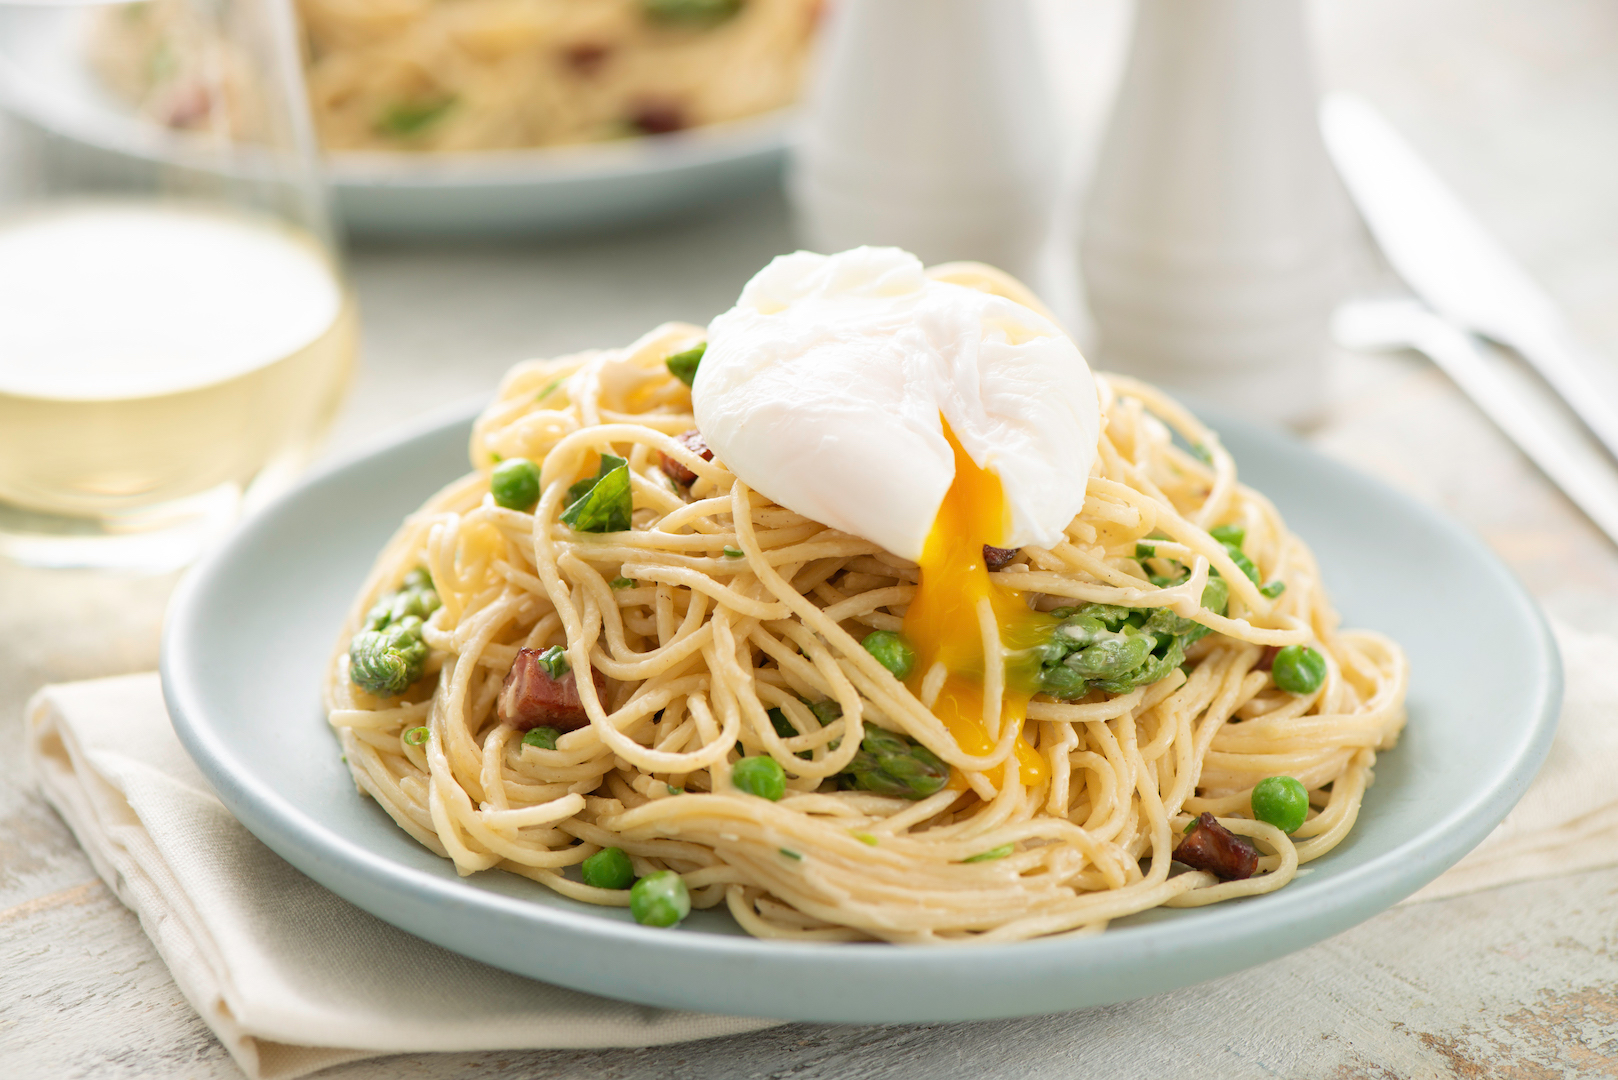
694,247,1101,561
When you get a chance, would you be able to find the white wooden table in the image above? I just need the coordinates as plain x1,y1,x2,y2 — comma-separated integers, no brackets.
5,1,1618,1075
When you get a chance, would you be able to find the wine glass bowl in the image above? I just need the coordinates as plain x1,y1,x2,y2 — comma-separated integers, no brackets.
0,0,355,570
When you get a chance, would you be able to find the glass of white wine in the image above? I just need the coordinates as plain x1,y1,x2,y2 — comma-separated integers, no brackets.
0,0,356,570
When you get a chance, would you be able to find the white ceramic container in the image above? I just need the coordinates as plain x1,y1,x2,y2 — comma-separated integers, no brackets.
1079,0,1357,424
789,0,1059,285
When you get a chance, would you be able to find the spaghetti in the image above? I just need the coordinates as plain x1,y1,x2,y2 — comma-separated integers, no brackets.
326,266,1407,943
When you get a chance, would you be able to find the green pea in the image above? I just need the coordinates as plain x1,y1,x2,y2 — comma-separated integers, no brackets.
730,755,787,801
1200,575,1230,616
1251,775,1310,833
1272,644,1327,694
862,630,916,680
664,342,706,386
630,870,690,927
490,457,541,511
1209,523,1246,548
522,726,560,751
581,846,635,890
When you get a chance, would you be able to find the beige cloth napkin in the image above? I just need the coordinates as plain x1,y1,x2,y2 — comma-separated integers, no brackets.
23,619,1617,1077
1403,619,1618,902
24,673,779,1080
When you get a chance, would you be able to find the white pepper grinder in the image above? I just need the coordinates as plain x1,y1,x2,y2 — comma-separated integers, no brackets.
1079,0,1357,425
789,0,1059,287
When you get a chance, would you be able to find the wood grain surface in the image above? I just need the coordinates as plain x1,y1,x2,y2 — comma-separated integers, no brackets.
4,0,1617,1076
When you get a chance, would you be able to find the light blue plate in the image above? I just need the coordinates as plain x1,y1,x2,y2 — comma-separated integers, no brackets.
161,401,1561,1023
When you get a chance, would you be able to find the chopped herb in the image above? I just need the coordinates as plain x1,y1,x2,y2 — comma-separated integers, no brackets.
536,376,565,402
643,0,743,24
779,848,803,861
665,342,706,386
963,844,1014,863
376,96,456,137
568,454,626,503
1260,580,1287,598
666,784,683,795
852,832,879,847
610,576,637,589
561,455,633,533
1135,541,1157,558
489,451,503,463
1191,442,1214,465
403,726,430,746
1209,523,1246,548
1222,542,1261,585
722,546,744,558
534,645,570,680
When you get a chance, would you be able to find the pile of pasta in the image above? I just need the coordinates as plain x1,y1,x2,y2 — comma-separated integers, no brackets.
96,0,818,152
326,322,1408,943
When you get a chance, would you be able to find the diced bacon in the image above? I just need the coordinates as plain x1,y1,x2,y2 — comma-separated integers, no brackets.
1174,812,1259,881
564,43,610,75
660,429,713,487
1255,645,1282,671
497,648,605,732
982,545,1019,571
630,100,686,135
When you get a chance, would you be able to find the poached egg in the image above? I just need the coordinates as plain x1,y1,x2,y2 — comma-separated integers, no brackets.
694,247,1102,787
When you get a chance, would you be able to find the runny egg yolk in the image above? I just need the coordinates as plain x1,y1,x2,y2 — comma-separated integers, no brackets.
902,421,1056,790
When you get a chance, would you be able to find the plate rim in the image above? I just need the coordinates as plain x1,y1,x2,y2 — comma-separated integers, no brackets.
160,400,1563,1023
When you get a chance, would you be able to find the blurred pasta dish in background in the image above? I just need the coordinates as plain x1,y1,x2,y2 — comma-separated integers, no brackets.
94,0,821,152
